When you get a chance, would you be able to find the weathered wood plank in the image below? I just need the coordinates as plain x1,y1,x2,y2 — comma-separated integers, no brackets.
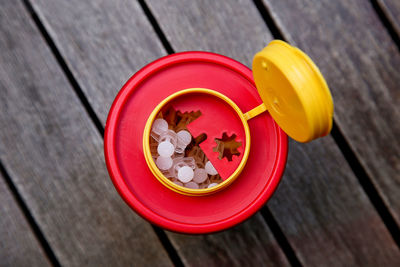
144,0,400,265
378,0,400,37
19,0,290,266
0,173,51,267
168,215,289,267
269,139,400,266
262,0,400,225
0,1,173,266
30,0,166,125
151,0,273,67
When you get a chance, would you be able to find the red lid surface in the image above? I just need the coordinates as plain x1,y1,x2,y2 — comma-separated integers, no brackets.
104,52,288,234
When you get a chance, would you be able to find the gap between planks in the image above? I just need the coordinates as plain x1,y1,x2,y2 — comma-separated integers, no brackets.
20,0,183,266
370,0,400,51
137,0,303,266
253,0,400,249
0,160,61,267
20,0,301,266
22,0,400,264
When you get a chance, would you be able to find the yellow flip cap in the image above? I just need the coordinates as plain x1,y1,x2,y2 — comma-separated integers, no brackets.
252,40,334,143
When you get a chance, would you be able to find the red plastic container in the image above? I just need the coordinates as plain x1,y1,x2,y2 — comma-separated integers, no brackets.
105,51,288,234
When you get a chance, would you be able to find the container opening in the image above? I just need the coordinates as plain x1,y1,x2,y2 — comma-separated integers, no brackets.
150,106,223,190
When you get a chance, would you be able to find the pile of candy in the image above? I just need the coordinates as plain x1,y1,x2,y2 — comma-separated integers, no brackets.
150,108,223,189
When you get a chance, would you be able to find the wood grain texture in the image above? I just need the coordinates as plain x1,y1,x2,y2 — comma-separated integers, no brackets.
269,139,400,266
30,0,166,125
148,0,273,66
263,0,400,225
0,174,51,267
0,1,173,266
378,0,400,37
22,0,290,265
168,215,289,267
145,0,400,265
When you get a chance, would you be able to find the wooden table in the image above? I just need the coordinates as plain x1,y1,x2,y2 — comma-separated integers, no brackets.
1,0,399,266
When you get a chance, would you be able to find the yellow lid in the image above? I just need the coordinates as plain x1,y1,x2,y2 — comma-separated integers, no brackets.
252,40,334,143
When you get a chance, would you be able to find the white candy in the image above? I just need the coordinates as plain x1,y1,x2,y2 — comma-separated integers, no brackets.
172,157,196,171
173,180,183,187
159,130,178,147
156,156,173,170
177,166,194,183
181,157,196,169
207,183,219,188
185,181,199,189
152,119,168,135
177,130,192,145
205,161,218,175
162,169,174,178
157,141,175,157
175,130,192,154
193,168,208,183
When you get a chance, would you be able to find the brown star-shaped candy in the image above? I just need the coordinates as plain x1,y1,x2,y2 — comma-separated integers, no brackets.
175,110,202,132
213,132,242,161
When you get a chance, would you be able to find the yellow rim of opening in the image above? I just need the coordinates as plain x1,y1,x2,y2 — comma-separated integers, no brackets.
143,88,252,196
